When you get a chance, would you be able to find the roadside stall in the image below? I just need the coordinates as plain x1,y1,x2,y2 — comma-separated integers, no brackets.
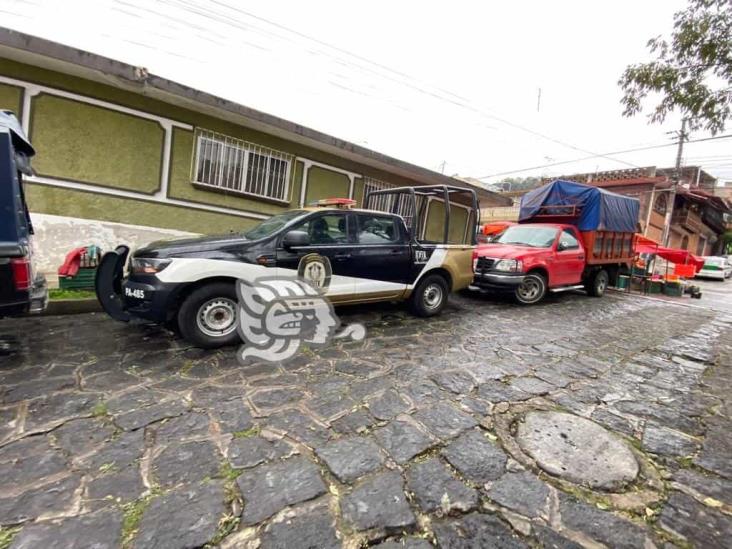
623,235,705,298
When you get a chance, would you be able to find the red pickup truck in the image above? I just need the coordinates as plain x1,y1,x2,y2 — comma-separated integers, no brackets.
472,180,639,304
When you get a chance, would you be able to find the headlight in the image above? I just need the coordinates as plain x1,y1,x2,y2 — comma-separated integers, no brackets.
131,258,171,274
493,259,523,272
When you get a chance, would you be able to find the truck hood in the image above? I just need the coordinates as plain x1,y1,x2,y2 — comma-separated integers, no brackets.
475,243,551,260
134,233,250,258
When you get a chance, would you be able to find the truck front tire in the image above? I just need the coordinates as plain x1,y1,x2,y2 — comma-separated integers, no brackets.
410,273,449,317
585,269,608,297
178,282,241,348
514,272,547,305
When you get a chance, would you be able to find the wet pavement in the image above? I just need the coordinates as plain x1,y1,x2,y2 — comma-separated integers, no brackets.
0,286,731,548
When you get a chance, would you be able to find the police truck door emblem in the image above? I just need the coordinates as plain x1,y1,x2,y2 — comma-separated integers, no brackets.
297,253,332,290
236,276,365,363
415,249,428,264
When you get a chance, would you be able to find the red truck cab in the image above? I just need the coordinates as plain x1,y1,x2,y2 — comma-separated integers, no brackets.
472,180,639,304
473,223,611,304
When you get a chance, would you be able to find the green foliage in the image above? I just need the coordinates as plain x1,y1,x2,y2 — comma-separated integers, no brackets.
722,230,732,253
619,0,732,134
48,288,97,300
98,462,117,474
219,462,242,482
489,176,542,192
232,425,260,438
91,400,108,417
0,527,21,549
205,515,240,548
120,489,161,548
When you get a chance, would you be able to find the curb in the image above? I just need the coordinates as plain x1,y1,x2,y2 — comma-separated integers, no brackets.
42,298,103,316
607,287,709,311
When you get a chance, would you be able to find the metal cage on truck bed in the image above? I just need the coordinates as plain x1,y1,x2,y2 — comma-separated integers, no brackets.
363,185,479,245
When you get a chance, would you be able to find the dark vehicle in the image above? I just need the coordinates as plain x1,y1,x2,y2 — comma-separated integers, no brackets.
473,180,639,304
0,111,47,317
97,186,478,348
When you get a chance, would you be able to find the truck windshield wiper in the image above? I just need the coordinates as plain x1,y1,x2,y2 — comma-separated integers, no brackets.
501,241,540,247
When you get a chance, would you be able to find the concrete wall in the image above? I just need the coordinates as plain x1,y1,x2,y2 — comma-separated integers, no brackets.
30,94,164,193
31,213,196,286
0,82,22,114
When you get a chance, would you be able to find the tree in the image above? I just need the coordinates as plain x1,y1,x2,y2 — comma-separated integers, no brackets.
723,230,732,254
489,177,541,192
619,0,732,135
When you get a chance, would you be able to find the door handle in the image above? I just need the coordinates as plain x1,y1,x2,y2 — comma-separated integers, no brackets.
389,249,403,254
577,255,585,260
334,253,351,261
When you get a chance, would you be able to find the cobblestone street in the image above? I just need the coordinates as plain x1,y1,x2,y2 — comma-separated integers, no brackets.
1,287,731,548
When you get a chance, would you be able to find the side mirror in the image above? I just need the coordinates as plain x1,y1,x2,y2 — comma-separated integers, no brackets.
557,241,569,251
283,230,310,248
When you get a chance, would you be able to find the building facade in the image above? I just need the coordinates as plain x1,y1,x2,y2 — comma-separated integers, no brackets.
550,167,731,255
0,29,508,279
480,167,731,256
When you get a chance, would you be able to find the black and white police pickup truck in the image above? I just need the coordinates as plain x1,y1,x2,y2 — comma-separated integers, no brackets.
96,185,478,348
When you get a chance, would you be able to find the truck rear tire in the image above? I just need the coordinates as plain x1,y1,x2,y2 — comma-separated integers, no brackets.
178,282,241,348
410,273,449,317
514,272,547,305
585,269,608,297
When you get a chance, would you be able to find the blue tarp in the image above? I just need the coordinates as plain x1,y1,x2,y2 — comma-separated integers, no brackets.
518,180,639,232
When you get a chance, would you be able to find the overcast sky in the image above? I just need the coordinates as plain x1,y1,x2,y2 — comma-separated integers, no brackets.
2,0,731,184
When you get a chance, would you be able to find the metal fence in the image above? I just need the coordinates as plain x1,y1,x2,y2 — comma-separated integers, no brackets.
363,178,419,228
480,205,520,223
192,129,293,202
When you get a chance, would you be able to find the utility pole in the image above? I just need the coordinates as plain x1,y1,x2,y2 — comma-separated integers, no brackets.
660,118,688,247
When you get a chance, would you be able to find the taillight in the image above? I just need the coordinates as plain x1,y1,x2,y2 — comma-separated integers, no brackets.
10,257,31,291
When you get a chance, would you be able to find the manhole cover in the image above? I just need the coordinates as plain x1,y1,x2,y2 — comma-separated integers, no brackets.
517,411,639,490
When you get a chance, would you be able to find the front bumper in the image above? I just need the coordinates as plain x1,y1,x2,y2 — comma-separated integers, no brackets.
122,278,180,322
697,270,725,280
95,246,178,323
472,271,526,290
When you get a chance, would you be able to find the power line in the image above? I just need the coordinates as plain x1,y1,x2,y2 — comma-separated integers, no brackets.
121,0,639,168
209,0,641,167
477,133,732,180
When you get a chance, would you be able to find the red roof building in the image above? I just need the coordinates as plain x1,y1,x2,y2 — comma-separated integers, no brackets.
540,167,732,255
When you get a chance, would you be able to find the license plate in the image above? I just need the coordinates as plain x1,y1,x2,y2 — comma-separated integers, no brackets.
125,287,146,299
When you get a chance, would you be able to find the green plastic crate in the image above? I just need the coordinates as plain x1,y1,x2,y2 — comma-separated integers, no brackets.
616,275,630,289
59,268,97,290
648,280,663,294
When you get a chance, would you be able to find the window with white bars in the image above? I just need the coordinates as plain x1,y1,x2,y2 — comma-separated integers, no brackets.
363,178,418,228
192,130,293,202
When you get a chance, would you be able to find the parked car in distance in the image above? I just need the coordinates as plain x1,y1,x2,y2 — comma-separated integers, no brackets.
97,186,479,348
696,256,731,280
472,180,638,305
0,111,47,318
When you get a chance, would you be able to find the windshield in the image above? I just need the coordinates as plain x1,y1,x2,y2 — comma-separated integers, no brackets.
495,226,558,248
243,210,307,240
